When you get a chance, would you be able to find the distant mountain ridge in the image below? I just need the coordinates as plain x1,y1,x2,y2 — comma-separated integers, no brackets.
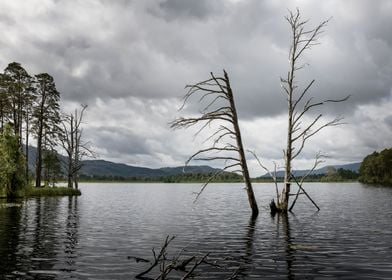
261,162,361,178
25,146,221,178
80,159,221,178
26,146,361,179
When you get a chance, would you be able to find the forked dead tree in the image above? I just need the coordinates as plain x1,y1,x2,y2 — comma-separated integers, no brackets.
272,9,349,213
171,70,259,217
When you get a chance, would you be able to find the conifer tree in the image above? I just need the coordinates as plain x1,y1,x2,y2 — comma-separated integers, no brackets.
32,73,61,188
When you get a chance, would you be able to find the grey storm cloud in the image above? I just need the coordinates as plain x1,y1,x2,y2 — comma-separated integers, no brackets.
88,127,150,157
156,0,221,20
2,0,391,116
0,0,391,170
385,115,392,128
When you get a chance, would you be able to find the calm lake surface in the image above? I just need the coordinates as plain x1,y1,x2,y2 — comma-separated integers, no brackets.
1,182,392,279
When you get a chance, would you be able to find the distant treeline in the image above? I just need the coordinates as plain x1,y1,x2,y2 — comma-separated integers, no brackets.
79,169,361,183
359,148,392,186
79,172,244,183
319,168,359,182
79,149,392,186
257,168,359,183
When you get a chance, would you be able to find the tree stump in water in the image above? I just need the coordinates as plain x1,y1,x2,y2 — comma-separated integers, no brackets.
270,199,278,215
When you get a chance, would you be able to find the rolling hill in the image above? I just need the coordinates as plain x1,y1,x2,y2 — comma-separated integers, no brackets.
260,162,361,178
80,160,221,178
26,146,361,179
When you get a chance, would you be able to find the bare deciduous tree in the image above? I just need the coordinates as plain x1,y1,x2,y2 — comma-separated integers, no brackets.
60,104,94,189
272,9,349,212
171,70,259,217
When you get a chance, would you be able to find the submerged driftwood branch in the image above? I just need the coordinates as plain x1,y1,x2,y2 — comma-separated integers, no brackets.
133,235,238,279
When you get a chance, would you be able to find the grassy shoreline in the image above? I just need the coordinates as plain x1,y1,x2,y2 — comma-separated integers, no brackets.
24,186,81,197
0,187,81,199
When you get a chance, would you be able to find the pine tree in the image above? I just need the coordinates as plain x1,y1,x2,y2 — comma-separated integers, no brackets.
3,62,33,147
32,73,61,188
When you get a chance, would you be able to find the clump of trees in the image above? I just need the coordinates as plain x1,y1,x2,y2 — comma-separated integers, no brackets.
320,167,359,182
0,62,92,196
359,148,392,185
0,124,26,197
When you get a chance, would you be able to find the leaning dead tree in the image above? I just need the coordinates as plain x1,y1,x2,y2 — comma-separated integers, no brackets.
171,70,259,217
272,9,349,213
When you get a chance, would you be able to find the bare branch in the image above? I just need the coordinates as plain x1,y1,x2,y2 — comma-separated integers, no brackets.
292,79,315,111
186,147,239,165
193,170,225,202
324,94,351,103
193,163,241,202
192,156,240,162
248,150,280,202
299,152,325,184
181,253,209,279
203,125,235,145
135,235,176,279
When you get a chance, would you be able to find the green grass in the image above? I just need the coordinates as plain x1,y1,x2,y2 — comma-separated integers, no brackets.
24,186,81,197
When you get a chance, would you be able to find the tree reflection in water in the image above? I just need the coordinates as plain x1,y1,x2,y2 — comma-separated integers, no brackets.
0,196,81,278
270,212,297,280
0,201,22,275
281,214,294,280
233,216,257,278
63,196,80,272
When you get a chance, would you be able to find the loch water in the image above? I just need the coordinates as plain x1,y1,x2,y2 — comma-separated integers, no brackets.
1,182,392,279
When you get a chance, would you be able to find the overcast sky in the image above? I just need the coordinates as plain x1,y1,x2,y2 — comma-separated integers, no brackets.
1,0,391,176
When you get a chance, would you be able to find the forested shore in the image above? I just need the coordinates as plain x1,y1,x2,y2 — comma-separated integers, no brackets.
359,148,392,186
0,62,89,198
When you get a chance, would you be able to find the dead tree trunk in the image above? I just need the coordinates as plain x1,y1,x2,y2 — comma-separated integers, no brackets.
35,95,45,188
73,120,80,190
225,72,258,217
25,111,30,182
171,70,259,217
271,9,348,213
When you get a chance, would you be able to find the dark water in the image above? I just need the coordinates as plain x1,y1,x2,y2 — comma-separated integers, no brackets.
1,183,392,279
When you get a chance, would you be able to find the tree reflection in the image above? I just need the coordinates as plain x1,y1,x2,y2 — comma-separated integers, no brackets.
0,196,81,278
236,216,258,277
63,196,80,272
0,202,22,275
29,197,61,278
273,213,294,280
